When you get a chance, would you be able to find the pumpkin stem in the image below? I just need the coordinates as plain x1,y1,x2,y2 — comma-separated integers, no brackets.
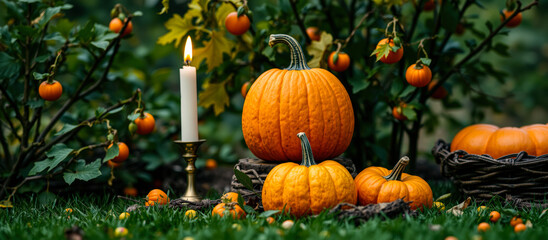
384,156,410,181
269,34,311,70
297,132,317,167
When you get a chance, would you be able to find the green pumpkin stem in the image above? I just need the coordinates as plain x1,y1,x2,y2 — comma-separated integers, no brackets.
269,34,311,70
297,132,317,167
384,156,410,181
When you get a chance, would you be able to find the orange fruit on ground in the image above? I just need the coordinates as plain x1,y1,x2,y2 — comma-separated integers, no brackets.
225,12,250,36
134,112,155,135
510,216,523,227
109,18,133,37
514,223,526,233
477,222,490,232
241,82,251,99
39,80,63,101
108,142,129,163
205,158,218,169
444,237,458,240
211,203,246,219
124,187,138,196
375,38,404,64
328,52,351,72
489,211,501,222
501,9,522,28
392,103,407,121
306,27,321,41
146,189,170,206
266,217,275,224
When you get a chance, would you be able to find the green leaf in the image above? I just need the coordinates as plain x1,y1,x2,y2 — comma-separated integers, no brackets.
76,21,95,43
237,193,245,209
33,72,50,80
158,0,169,15
492,43,509,56
37,6,62,28
420,58,432,66
0,52,21,79
54,123,79,136
402,107,417,121
63,159,102,185
127,113,140,121
435,193,451,202
198,81,230,116
390,79,403,96
243,205,256,214
306,32,333,68
258,210,280,218
233,168,254,192
51,18,74,39
348,78,370,94
38,191,56,206
103,144,119,162
29,144,74,175
371,42,392,62
192,31,234,71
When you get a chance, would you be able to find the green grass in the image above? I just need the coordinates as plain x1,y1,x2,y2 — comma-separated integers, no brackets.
1,182,548,240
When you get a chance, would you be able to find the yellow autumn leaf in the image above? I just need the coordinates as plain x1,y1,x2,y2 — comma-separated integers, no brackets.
157,13,195,47
0,199,13,208
306,32,333,68
188,0,208,22
192,30,234,71
216,3,237,28
158,0,169,15
198,80,230,116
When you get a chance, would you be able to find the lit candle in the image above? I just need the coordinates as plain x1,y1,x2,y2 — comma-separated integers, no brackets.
179,36,199,141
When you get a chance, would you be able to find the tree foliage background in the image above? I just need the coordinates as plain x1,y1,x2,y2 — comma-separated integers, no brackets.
0,0,547,199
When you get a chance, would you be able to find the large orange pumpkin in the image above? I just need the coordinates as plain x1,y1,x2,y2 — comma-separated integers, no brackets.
262,132,357,217
354,156,433,210
242,34,354,162
450,124,548,158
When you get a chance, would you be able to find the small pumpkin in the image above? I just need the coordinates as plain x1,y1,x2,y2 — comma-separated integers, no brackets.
242,34,354,162
375,38,404,64
134,112,155,135
262,132,357,217
211,202,246,219
428,80,448,99
392,103,407,121
39,80,63,101
225,12,250,36
328,51,351,72
146,189,170,206
306,27,321,41
108,142,129,163
406,63,432,87
221,192,242,203
501,9,522,28
354,156,433,210
450,124,546,158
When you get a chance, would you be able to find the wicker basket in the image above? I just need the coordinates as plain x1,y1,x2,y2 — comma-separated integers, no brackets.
432,140,548,203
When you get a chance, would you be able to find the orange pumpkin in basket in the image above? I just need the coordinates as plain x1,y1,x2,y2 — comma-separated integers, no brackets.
450,124,548,158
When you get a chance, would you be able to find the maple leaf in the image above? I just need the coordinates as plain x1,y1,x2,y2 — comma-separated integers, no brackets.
157,13,195,47
306,32,333,68
215,3,234,28
193,30,234,71
370,42,400,62
198,80,230,116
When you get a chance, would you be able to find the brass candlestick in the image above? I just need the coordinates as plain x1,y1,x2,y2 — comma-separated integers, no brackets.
174,139,206,202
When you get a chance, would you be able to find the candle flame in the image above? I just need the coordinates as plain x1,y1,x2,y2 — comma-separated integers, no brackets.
184,36,192,65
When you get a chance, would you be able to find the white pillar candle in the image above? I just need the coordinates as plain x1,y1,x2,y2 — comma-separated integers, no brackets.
179,37,199,141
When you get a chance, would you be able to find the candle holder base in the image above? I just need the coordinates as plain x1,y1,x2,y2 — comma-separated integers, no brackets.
174,139,206,202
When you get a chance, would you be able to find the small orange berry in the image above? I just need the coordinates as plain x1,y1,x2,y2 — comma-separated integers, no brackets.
266,217,275,224
510,216,523,227
514,223,526,233
477,222,490,232
489,211,501,222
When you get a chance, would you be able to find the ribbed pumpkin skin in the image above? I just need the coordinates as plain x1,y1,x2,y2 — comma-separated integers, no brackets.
406,64,432,87
262,160,356,217
211,203,246,219
521,124,548,156
242,38,354,162
451,124,541,158
354,157,433,210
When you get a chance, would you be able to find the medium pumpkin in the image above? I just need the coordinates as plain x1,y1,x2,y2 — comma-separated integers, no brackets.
450,124,546,158
354,156,433,210
328,51,351,72
406,63,432,87
242,34,354,162
211,202,246,219
261,132,357,217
